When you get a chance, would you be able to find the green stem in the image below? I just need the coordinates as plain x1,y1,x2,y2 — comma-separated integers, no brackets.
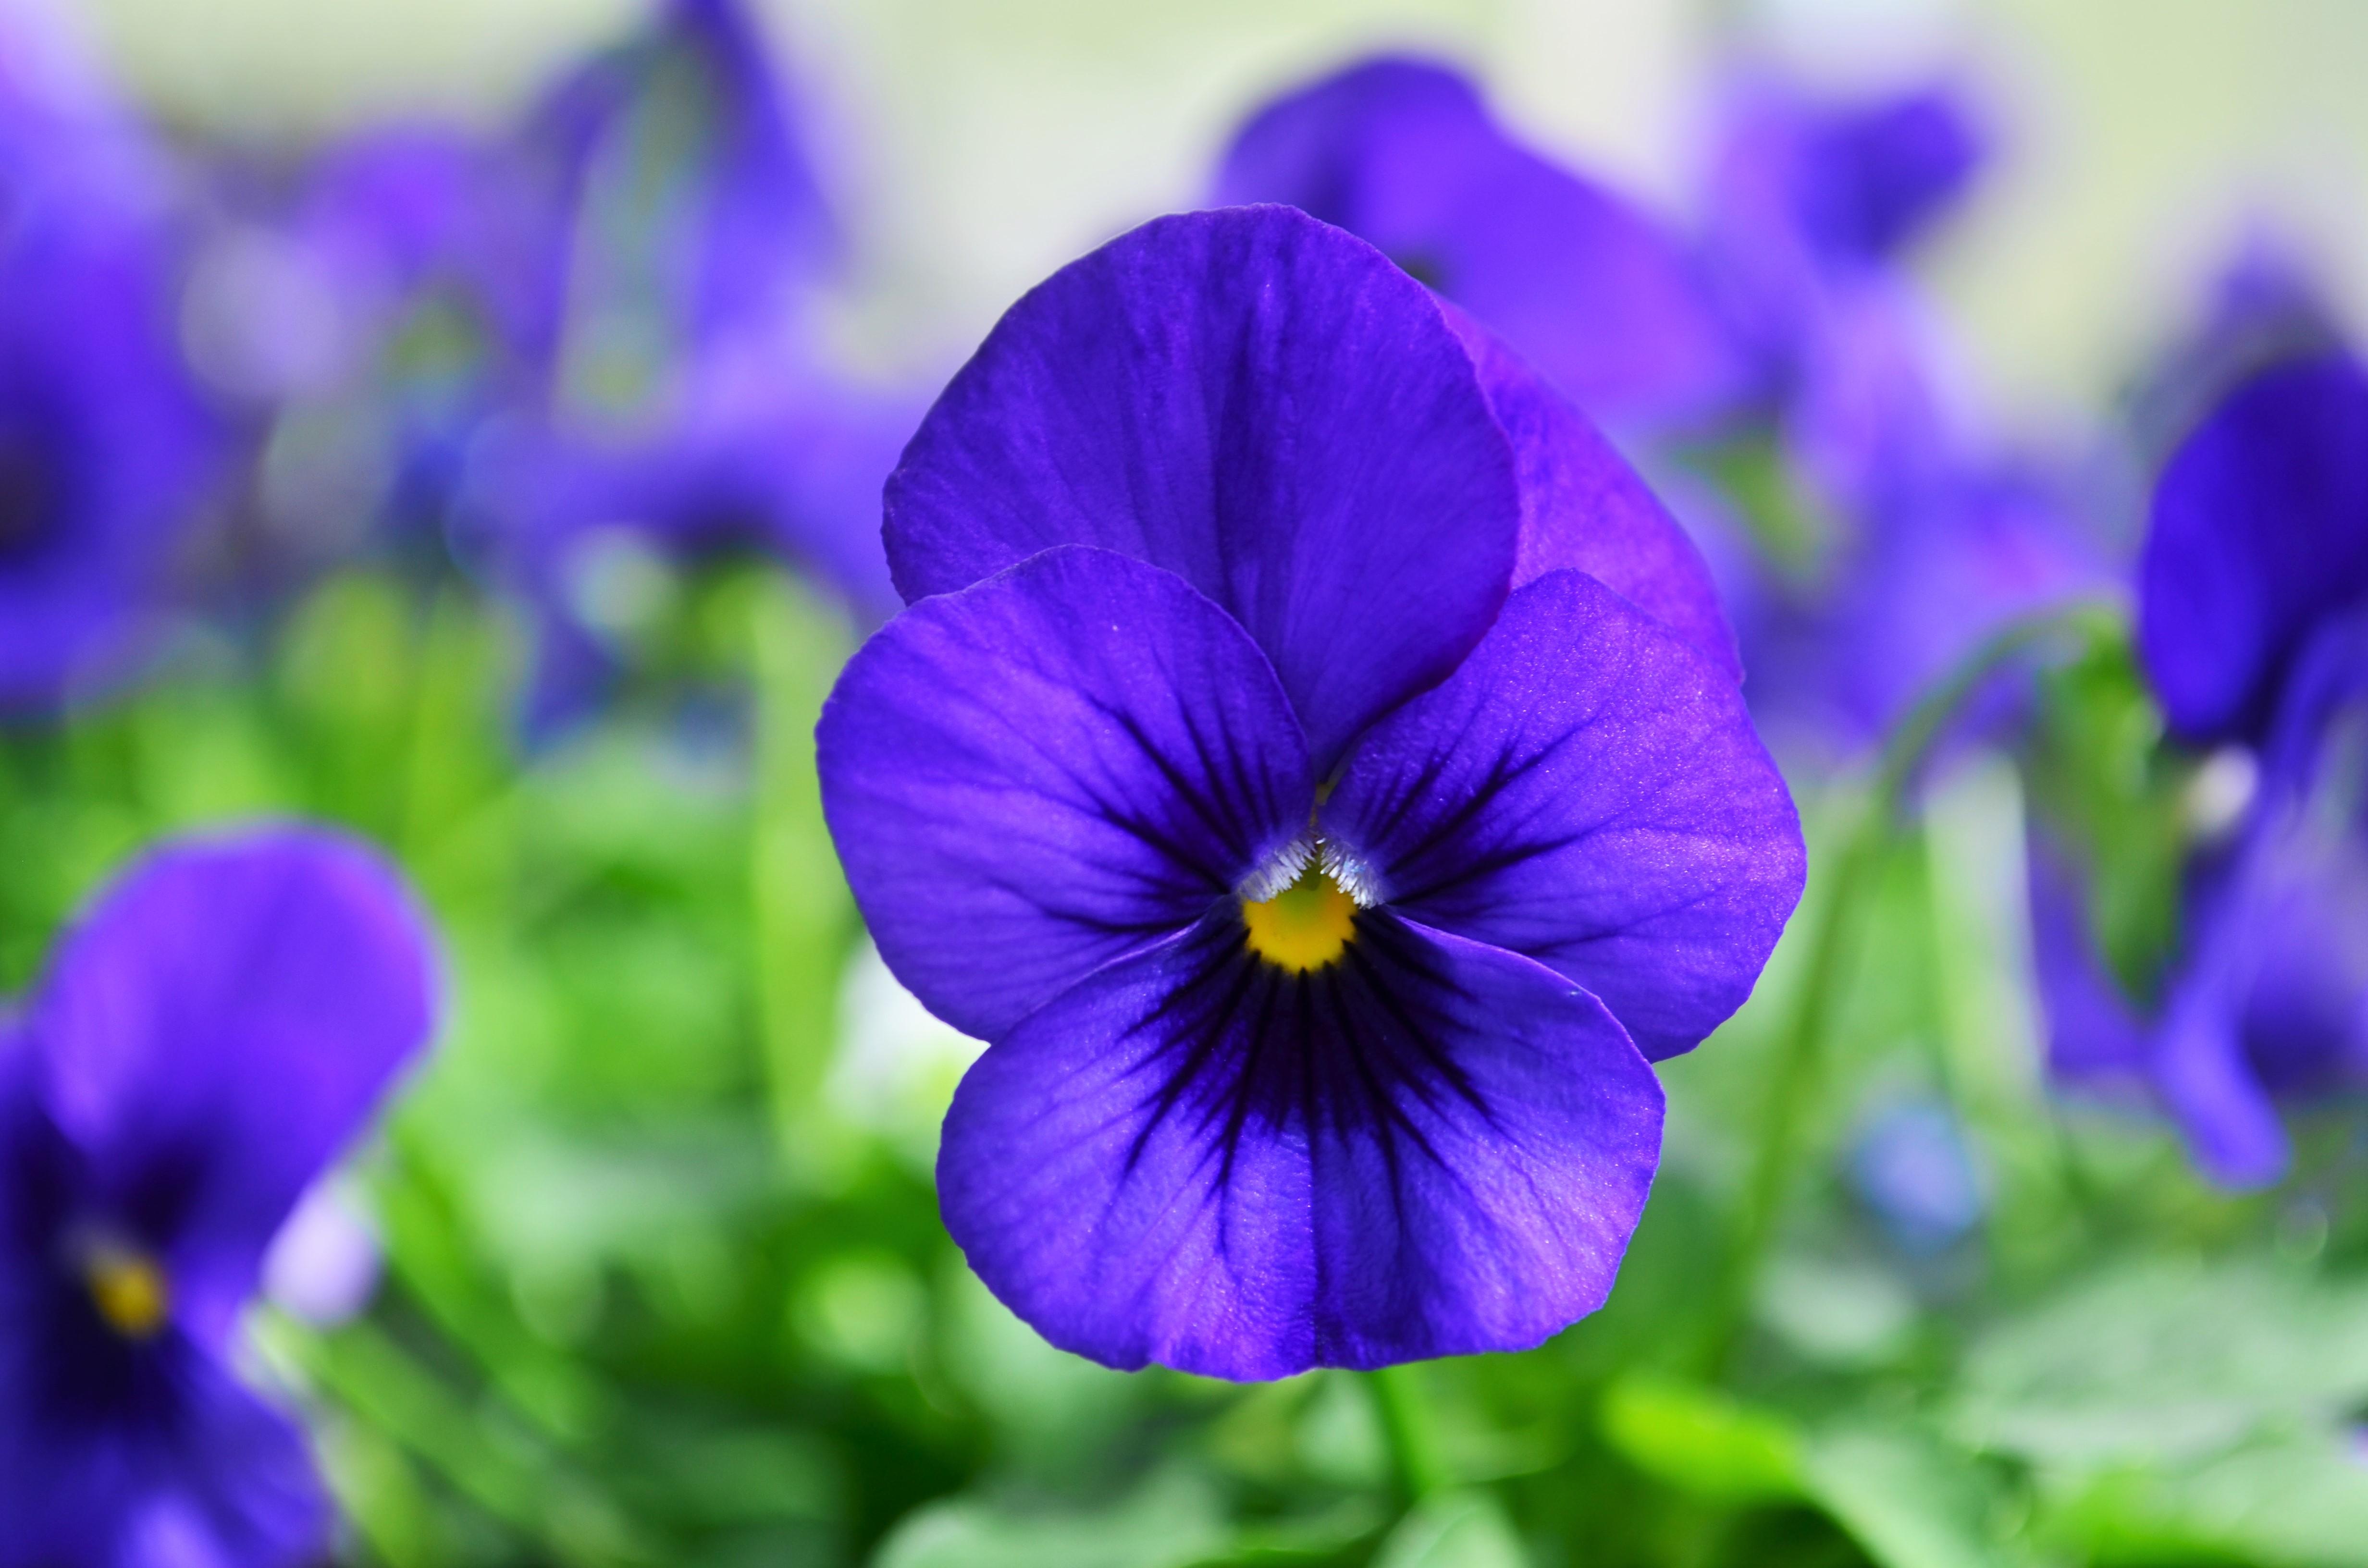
745,572,857,1163
1702,602,2119,1375
1367,1364,1453,1503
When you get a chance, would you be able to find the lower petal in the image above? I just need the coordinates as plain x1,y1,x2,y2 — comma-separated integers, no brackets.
937,912,1663,1381
0,1333,326,1568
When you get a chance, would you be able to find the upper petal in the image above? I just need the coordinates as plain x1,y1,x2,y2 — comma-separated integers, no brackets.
2138,353,2368,743
1441,305,1742,682
1214,56,1745,427
1326,570,1804,1060
27,827,438,1348
818,545,1314,1042
882,205,1521,772
937,910,1662,1380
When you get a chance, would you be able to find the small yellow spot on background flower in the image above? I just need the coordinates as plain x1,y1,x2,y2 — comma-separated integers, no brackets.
86,1244,171,1339
1242,866,1358,973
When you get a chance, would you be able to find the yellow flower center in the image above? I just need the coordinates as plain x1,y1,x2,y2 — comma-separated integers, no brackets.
1242,865,1358,973
85,1243,172,1340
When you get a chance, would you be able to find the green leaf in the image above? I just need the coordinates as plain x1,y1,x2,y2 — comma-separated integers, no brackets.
2044,1432,2368,1566
1598,1373,1804,1504
1952,1259,2368,1466
1368,1490,1529,1568
937,1259,1144,1474
743,569,861,1156
873,1468,1229,1568
1800,1424,2015,1568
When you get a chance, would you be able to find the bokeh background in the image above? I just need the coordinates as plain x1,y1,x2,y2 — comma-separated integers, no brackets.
84,0,2368,423
9,0,2368,1564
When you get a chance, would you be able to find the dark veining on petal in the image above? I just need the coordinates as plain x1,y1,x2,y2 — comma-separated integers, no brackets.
1116,909,1504,1187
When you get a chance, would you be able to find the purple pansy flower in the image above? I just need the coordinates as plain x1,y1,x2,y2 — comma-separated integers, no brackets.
0,827,438,1565
818,207,1803,1379
2138,353,2368,747
2032,732,2368,1188
1214,56,1745,430
0,0,217,712
0,230,216,711
2035,355,2368,1185
1710,78,1983,281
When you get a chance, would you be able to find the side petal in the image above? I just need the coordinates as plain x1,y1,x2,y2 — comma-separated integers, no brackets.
883,205,1520,772
818,545,1314,1042
1326,570,1804,1060
937,911,1663,1380
2138,353,2368,743
1441,304,1742,682
29,827,438,1347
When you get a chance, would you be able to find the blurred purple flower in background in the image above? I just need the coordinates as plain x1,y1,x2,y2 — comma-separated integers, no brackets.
2038,353,2368,1185
182,129,546,412
2034,760,2368,1187
2122,234,2349,466
1847,1097,1986,1256
1696,76,2119,749
0,827,438,1565
150,0,915,728
456,0,916,729
1704,76,1985,336
2138,354,2368,747
0,0,220,712
1773,464,2114,746
175,124,560,612
1703,75,1984,458
1698,73,1990,517
526,0,833,366
819,208,1803,1378
1214,56,1745,433
1214,57,2112,757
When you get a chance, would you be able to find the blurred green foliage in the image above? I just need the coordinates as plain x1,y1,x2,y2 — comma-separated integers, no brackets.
3,569,2364,1568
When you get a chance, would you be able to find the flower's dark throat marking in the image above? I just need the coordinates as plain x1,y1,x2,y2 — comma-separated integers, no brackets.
1242,863,1360,973
79,1235,173,1340
0,433,55,561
